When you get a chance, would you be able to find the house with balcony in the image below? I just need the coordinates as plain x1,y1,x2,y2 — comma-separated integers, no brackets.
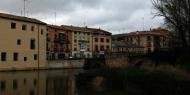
47,25,72,60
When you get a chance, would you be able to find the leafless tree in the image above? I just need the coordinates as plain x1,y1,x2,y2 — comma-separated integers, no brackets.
152,0,190,49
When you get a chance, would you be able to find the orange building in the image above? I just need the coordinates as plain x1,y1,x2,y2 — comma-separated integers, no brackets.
47,25,72,60
112,28,172,54
90,28,112,56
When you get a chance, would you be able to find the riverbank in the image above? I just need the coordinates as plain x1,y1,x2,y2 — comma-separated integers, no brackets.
0,59,84,71
76,65,190,95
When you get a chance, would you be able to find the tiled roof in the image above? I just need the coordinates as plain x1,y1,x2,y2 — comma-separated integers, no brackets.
61,25,90,32
61,25,112,34
89,28,112,34
127,28,171,37
113,28,171,37
47,25,71,30
0,13,46,25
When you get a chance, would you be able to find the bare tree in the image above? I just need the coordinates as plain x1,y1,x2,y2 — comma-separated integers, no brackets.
152,0,190,49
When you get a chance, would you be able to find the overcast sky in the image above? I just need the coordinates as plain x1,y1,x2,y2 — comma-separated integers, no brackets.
0,0,164,34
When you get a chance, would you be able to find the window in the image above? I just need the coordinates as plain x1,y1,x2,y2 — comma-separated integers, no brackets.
31,26,34,31
100,46,104,51
41,29,44,35
100,38,104,42
23,78,27,85
106,45,110,49
0,80,6,91
74,32,77,34
148,48,151,53
13,53,18,61
1,52,6,61
33,79,37,86
147,42,151,47
13,80,17,90
74,39,77,43
95,38,98,42
24,57,27,61
22,24,27,31
30,39,35,50
74,48,77,51
11,23,16,29
17,39,21,45
147,36,151,41
95,45,98,51
106,39,110,43
34,54,38,60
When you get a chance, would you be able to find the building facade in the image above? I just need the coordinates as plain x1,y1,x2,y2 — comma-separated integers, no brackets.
60,25,112,58
112,41,144,54
90,28,112,57
47,25,72,60
125,28,172,53
112,28,172,54
61,25,92,58
0,13,47,70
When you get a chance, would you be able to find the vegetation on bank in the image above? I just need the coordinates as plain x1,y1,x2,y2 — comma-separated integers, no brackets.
76,66,190,95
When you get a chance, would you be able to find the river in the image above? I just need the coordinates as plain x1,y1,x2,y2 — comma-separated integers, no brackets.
0,69,83,95
0,68,190,95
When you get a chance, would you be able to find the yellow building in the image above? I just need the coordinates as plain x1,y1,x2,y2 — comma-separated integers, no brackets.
0,13,47,70
62,25,92,58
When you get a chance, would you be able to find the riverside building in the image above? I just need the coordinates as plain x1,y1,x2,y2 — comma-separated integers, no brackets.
47,25,72,60
112,28,172,54
0,13,47,70
61,25,93,58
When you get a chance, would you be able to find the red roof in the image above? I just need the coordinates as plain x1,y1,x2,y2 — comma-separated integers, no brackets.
127,28,171,37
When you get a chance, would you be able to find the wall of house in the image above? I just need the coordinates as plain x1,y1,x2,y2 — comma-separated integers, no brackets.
47,26,72,59
0,18,46,70
71,31,92,58
92,35,111,52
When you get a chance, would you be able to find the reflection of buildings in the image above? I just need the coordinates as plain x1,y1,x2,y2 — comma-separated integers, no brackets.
0,72,46,95
112,28,172,54
0,70,79,95
46,70,77,95
0,13,47,70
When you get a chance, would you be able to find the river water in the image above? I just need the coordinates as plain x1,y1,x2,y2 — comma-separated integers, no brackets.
0,69,190,95
0,69,83,95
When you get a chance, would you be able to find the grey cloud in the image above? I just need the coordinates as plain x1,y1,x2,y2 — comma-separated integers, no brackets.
0,0,163,34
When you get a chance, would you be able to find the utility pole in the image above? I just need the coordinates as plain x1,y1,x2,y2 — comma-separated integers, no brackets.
54,12,57,25
142,17,145,31
23,0,28,17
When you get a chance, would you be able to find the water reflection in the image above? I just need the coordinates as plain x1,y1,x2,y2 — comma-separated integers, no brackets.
0,69,83,95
